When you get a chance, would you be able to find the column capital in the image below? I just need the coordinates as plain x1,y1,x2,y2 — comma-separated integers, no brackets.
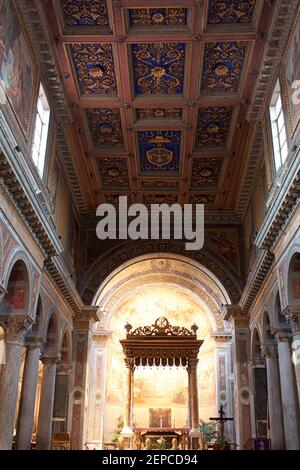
261,344,277,358
56,363,72,375
41,354,61,366
273,327,292,343
25,335,45,351
4,316,34,346
282,305,300,334
124,357,135,370
77,305,101,322
250,355,266,367
220,304,244,321
187,356,199,369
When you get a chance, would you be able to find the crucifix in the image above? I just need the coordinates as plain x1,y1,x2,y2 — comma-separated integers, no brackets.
209,406,233,438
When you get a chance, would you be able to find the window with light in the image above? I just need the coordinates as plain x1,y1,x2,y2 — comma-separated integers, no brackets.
269,80,288,173
32,84,50,178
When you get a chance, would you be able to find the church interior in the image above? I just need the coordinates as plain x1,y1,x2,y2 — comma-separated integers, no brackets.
0,0,300,451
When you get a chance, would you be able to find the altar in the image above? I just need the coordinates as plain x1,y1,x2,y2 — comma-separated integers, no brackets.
134,428,189,450
119,317,203,450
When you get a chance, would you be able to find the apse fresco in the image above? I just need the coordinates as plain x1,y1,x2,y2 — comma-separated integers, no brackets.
104,287,216,440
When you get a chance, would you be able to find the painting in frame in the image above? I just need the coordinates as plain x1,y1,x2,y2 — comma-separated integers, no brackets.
0,0,36,139
284,11,300,136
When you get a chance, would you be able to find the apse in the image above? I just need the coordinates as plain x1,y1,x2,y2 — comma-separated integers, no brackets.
83,254,233,449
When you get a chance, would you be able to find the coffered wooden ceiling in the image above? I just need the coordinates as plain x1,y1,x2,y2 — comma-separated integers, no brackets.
46,0,273,218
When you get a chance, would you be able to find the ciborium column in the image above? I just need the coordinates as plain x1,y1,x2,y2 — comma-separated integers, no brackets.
122,357,135,439
188,356,200,447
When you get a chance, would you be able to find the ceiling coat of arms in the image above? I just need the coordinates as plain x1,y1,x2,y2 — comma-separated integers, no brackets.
138,131,181,173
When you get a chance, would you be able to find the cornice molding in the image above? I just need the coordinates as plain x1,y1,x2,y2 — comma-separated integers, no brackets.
20,0,72,124
236,0,299,220
239,249,274,314
247,0,300,121
0,153,57,257
255,152,300,250
44,256,84,315
0,148,83,316
236,125,263,219
56,127,89,215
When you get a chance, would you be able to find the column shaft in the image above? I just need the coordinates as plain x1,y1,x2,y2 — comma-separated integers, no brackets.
122,360,134,434
0,342,23,449
265,350,285,449
277,338,300,449
187,368,192,429
190,367,199,431
0,317,32,450
292,333,300,406
15,339,43,449
36,357,58,450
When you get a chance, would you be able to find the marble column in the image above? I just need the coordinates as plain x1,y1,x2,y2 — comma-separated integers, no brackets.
221,306,252,450
70,307,99,450
122,357,134,435
283,306,300,406
188,357,200,436
0,316,33,450
36,355,59,450
275,328,300,450
261,345,285,449
15,336,44,450
187,366,192,429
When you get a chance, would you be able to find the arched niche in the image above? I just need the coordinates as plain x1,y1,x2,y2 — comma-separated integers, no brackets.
288,252,300,305
3,259,30,318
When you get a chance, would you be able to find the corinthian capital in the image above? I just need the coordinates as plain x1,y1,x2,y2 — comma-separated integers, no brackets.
187,356,199,369
261,344,277,358
25,335,45,351
5,316,34,346
76,305,101,322
282,306,300,334
124,357,135,370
